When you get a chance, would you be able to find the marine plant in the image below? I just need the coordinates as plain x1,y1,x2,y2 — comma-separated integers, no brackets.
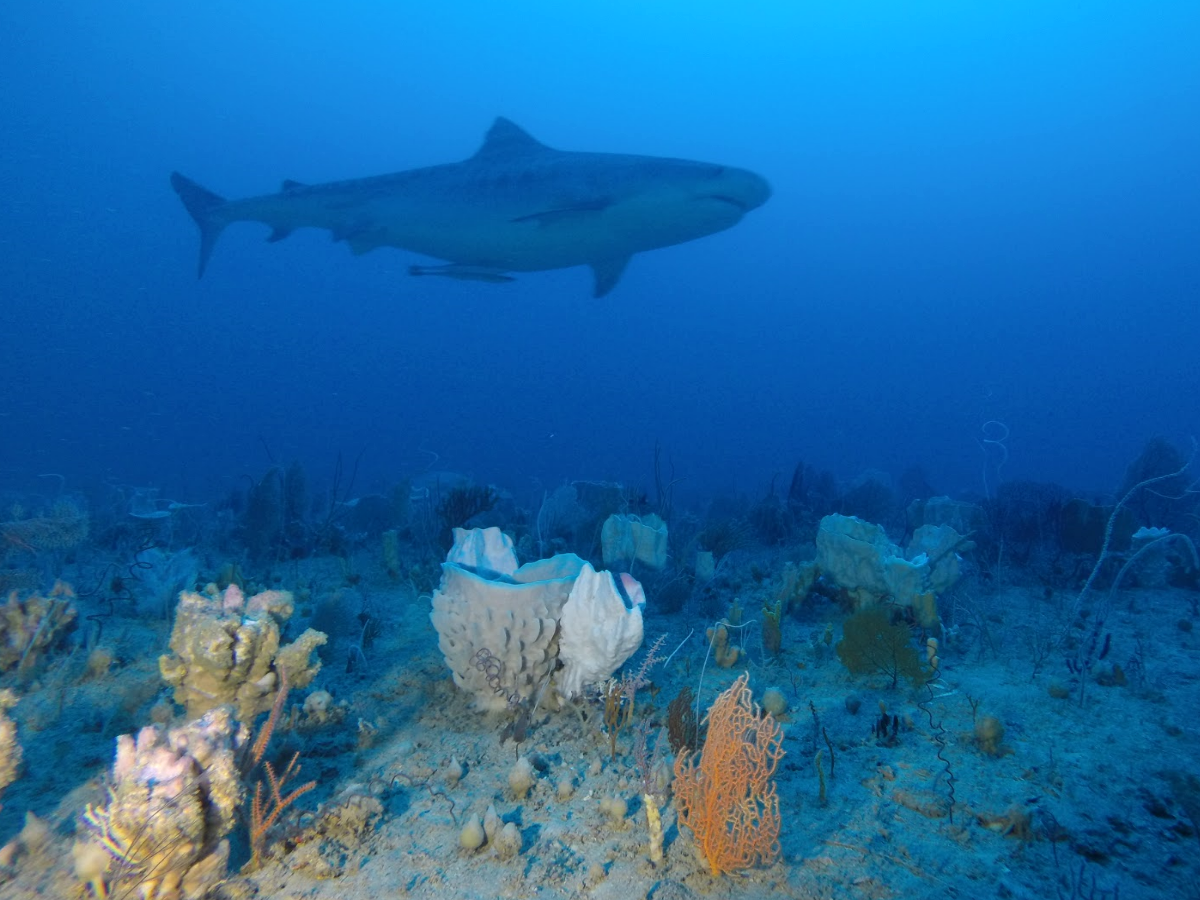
244,669,316,872
436,484,498,539
601,633,667,759
665,685,699,755
695,516,752,561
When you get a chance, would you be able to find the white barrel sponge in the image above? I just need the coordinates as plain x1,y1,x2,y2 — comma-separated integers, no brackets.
430,564,575,711
556,564,645,700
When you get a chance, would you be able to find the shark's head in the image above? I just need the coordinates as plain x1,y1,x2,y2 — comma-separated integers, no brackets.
690,163,772,217
608,158,771,253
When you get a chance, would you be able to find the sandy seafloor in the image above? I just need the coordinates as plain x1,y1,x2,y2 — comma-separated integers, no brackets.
0,546,1197,900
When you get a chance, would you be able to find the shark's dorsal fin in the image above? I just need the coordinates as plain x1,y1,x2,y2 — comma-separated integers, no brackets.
475,117,547,157
281,179,306,192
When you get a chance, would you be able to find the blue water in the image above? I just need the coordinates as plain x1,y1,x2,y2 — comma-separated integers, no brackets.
2,0,1198,503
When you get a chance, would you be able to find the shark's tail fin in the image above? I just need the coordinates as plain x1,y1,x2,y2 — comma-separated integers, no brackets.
170,172,227,278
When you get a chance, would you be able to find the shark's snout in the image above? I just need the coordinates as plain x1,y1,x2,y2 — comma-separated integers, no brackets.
699,167,771,214
732,169,772,210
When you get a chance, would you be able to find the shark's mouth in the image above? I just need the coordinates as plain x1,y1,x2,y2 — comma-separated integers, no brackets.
700,194,752,211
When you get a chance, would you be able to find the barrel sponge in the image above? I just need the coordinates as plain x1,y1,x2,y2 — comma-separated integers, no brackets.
430,562,575,711
815,514,898,606
556,565,645,699
430,526,643,711
159,584,327,722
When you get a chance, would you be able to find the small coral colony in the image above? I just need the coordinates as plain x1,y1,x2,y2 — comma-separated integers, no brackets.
0,438,1196,897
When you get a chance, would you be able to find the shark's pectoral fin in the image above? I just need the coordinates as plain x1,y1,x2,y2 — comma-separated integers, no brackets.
281,179,307,192
266,227,293,243
511,199,611,227
409,264,515,285
590,256,632,298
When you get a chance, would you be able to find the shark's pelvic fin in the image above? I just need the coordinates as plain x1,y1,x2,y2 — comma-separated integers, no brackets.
409,263,516,284
474,117,548,158
346,229,388,255
170,172,228,279
591,256,631,298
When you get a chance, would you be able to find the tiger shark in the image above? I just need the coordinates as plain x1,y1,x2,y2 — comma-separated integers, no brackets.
170,117,770,297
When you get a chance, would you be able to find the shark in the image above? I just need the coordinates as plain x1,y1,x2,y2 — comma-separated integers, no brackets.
170,117,770,297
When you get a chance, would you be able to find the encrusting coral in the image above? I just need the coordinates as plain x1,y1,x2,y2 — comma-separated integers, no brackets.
159,584,327,722
76,707,246,900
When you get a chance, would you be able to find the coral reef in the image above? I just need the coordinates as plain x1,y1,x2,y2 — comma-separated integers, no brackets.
3,451,1197,900
76,707,245,900
0,689,20,806
159,584,327,722
0,501,89,557
0,581,77,674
